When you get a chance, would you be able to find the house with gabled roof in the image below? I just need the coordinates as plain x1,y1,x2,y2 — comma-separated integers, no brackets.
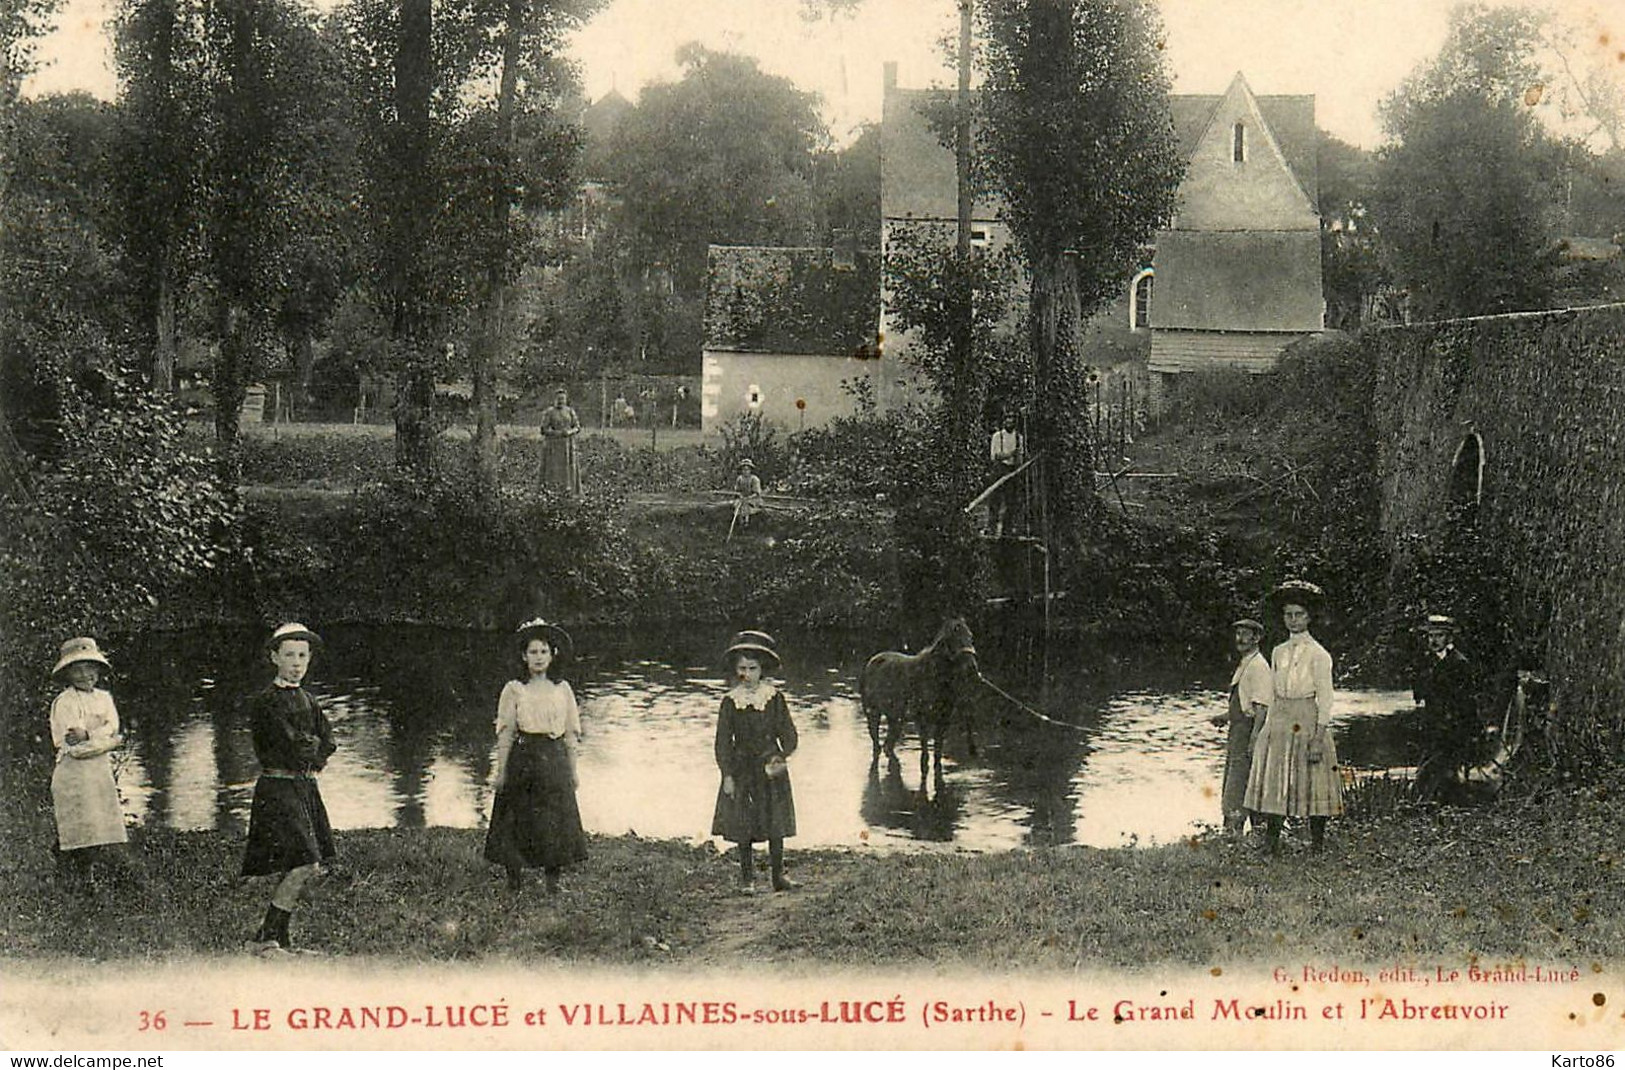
881,66,1324,394
1151,73,1324,378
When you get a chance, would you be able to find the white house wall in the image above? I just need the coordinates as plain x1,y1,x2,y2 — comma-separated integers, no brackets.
701,349,889,433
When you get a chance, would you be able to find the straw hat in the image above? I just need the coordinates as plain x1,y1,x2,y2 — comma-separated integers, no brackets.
1231,618,1265,635
515,617,573,660
1419,613,1458,633
738,458,755,470
1265,579,1325,615
52,637,111,679
265,622,322,650
723,629,780,670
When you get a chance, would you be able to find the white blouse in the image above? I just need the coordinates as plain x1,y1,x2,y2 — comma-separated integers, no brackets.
494,679,581,741
50,687,123,762
1230,649,1273,715
1271,634,1335,727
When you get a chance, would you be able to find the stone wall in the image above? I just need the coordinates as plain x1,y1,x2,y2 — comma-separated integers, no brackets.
1369,303,1625,763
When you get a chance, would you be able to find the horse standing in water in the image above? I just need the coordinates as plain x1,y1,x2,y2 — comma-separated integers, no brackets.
860,618,981,781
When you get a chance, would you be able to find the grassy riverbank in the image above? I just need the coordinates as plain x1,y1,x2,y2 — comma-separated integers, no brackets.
4,782,1619,968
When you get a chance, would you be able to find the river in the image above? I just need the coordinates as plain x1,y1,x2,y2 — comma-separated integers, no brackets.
102,625,1420,851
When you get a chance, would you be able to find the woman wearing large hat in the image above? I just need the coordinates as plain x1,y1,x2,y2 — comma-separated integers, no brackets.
710,630,799,892
1244,581,1343,854
485,618,588,894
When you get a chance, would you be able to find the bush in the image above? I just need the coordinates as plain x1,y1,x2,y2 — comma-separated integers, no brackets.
2,373,236,761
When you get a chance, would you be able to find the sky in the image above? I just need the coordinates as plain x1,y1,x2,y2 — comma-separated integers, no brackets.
24,0,1625,149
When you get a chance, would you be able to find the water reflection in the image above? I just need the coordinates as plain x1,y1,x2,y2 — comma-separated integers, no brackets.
108,626,1417,852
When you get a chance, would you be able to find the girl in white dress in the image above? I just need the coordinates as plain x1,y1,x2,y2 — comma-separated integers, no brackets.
48,637,131,888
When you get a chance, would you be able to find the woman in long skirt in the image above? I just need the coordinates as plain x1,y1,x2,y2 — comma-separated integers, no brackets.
539,390,582,496
1244,580,1343,855
485,618,588,894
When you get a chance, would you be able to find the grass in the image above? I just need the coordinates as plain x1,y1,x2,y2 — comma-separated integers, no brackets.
3,781,1620,969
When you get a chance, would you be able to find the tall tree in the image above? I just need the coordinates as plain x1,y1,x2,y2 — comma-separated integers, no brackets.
1373,4,1563,318
600,45,828,369
464,0,597,480
341,0,459,476
197,0,356,476
975,0,1183,552
111,0,205,393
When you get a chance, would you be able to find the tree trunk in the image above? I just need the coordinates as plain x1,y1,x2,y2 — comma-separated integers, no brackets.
470,0,526,485
391,0,436,481
212,303,250,486
152,270,177,393
1028,248,1095,553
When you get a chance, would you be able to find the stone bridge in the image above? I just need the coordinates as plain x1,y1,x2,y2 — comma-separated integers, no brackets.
1369,302,1625,764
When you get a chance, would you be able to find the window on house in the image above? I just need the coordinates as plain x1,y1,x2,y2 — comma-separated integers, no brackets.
1134,273,1154,330
970,227,989,248
1233,122,1245,163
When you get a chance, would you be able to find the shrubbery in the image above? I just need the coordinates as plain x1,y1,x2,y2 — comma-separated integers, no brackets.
2,374,235,762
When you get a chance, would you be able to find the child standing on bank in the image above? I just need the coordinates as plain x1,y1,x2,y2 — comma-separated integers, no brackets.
48,637,134,889
242,623,336,955
483,618,588,895
710,631,798,893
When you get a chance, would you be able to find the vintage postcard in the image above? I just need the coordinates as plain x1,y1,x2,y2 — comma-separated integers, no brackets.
4,0,1624,1055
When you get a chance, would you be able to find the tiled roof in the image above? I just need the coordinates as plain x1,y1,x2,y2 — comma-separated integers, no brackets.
1152,229,1323,332
884,82,1317,220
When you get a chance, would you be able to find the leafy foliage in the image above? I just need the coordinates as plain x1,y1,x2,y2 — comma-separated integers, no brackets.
974,0,1184,558
0,374,235,756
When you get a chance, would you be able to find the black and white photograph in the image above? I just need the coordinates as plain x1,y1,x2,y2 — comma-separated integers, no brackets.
2,0,1624,1054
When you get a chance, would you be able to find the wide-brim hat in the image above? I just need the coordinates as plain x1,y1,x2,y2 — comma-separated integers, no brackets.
738,458,755,469
52,637,111,679
1419,613,1458,632
515,618,573,659
1265,579,1325,615
1231,618,1265,635
265,622,322,650
724,629,780,669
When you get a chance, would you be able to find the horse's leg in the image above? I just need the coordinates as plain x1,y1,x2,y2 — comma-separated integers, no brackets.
919,721,931,784
884,710,902,760
864,696,881,764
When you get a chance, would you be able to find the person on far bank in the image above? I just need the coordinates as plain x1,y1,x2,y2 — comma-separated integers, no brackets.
1214,618,1272,837
1244,581,1343,855
987,412,1024,537
242,623,336,955
539,388,582,497
48,637,142,892
711,631,798,894
484,619,588,895
1412,614,1484,802
733,458,765,529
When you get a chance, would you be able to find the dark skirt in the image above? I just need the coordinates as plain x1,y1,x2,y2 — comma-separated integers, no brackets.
242,775,335,877
484,734,588,872
711,766,796,843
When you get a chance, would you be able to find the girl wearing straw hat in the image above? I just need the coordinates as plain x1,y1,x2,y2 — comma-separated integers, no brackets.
711,630,799,893
484,619,588,895
1244,581,1344,855
47,637,131,888
242,622,336,954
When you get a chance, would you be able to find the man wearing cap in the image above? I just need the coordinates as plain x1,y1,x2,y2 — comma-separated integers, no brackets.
1219,618,1272,835
1413,614,1483,801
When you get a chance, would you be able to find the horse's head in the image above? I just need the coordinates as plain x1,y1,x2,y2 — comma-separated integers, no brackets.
936,617,979,675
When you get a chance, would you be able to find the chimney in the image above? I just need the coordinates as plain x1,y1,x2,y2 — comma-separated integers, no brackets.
883,61,898,92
